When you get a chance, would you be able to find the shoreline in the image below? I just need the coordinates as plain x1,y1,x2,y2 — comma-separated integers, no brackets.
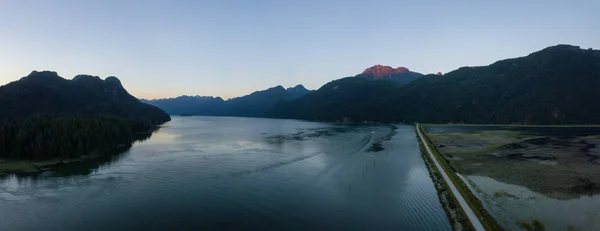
418,136,468,230
422,123,600,128
0,143,133,176
0,126,159,176
417,124,504,230
0,158,84,175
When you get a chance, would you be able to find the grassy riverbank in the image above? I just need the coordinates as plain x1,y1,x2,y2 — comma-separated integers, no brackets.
417,130,473,230
427,130,545,156
421,123,600,128
417,125,504,231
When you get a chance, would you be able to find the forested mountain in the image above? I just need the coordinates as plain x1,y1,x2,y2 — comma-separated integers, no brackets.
140,96,226,116
143,84,310,117
267,77,400,121
0,71,170,124
0,71,171,160
267,45,600,124
225,85,310,117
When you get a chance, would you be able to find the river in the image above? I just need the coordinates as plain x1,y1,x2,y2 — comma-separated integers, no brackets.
0,116,451,231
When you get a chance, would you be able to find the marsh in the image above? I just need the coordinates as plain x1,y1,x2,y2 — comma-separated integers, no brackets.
425,125,600,231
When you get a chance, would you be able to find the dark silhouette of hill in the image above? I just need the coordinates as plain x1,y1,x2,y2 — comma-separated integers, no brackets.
225,85,310,117
267,45,600,125
0,71,171,161
267,77,399,122
143,84,310,117
0,71,170,124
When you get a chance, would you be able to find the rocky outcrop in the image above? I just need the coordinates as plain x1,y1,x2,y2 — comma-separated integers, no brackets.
356,65,423,85
361,65,411,78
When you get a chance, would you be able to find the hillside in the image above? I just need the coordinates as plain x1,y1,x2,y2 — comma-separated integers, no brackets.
267,77,399,121
0,71,170,124
267,45,600,124
225,85,310,117
0,71,171,160
144,84,310,117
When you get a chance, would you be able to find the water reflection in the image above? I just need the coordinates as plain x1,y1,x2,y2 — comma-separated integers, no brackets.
0,117,451,231
466,175,600,231
2,127,159,180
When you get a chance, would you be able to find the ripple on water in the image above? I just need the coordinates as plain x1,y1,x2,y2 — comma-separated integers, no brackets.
0,192,31,201
0,118,452,231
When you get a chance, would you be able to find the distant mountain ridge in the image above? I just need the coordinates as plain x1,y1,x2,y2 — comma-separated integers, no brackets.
143,84,310,117
267,44,600,124
142,64,423,117
140,96,226,116
356,64,423,85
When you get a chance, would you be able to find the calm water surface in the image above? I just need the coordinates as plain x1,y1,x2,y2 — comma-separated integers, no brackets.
0,117,450,231
465,175,600,231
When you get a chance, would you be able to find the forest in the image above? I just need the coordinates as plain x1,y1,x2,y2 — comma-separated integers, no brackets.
268,45,600,124
0,115,154,159
0,71,170,160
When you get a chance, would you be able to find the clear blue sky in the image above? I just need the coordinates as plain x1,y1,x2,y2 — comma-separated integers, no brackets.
0,0,598,99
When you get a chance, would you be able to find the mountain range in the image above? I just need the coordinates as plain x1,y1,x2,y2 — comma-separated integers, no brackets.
142,84,310,117
267,45,600,124
2,43,599,160
142,64,423,117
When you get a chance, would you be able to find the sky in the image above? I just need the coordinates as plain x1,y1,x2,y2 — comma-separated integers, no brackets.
0,0,598,99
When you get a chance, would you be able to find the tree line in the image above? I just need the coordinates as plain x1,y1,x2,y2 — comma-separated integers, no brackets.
0,114,153,160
